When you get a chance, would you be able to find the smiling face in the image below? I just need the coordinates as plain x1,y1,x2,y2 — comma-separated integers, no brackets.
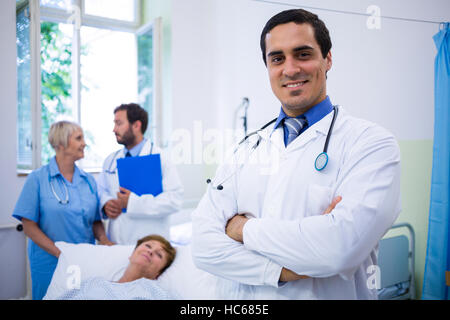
128,240,169,280
265,22,332,117
62,128,85,161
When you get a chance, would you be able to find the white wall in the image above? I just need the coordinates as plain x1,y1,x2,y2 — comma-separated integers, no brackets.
0,0,22,227
0,0,29,300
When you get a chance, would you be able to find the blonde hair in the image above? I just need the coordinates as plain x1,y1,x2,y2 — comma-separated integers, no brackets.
48,121,82,150
135,234,176,274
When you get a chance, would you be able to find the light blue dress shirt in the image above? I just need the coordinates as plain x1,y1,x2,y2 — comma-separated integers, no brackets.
12,157,100,300
124,138,147,157
273,95,334,146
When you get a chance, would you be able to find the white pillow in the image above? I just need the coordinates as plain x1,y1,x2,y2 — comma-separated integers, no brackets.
44,242,133,299
44,242,218,300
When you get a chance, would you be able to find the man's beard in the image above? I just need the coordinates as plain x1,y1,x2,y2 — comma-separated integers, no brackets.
116,127,136,147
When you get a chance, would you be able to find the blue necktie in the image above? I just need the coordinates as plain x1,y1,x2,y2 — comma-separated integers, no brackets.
284,116,307,146
125,151,132,157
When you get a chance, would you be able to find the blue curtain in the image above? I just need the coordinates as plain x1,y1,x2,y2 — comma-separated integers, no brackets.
422,22,450,300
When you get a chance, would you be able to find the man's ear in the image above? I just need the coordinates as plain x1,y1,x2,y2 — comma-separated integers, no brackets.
132,120,142,133
326,50,332,72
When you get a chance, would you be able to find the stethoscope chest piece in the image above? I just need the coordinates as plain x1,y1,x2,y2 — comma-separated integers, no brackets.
315,152,329,171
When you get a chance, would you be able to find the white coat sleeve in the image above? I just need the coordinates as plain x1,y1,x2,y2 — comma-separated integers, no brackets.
96,156,115,218
191,159,283,287
243,125,401,279
125,151,184,218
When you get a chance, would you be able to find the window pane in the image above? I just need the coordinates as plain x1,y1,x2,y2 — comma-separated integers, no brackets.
137,27,153,140
40,0,70,10
40,21,73,165
17,6,32,170
84,0,136,22
79,26,137,169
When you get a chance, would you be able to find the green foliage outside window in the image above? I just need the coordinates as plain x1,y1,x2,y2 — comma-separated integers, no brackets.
40,21,92,165
40,21,72,164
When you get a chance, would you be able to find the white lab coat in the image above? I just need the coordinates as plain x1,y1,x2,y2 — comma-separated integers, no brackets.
191,107,401,300
97,139,184,244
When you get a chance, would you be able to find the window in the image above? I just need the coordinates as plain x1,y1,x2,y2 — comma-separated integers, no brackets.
16,3,33,170
16,0,161,171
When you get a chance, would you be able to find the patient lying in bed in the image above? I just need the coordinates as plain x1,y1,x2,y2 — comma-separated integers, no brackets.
57,235,177,300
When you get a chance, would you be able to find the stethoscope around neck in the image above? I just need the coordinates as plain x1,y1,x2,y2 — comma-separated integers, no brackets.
207,105,339,191
50,176,69,204
105,141,154,174
49,174,95,205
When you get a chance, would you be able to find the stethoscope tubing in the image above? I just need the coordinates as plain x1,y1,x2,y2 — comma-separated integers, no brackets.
50,176,69,204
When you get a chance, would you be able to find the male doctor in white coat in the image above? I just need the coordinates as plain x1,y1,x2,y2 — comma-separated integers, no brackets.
97,103,183,244
191,9,401,299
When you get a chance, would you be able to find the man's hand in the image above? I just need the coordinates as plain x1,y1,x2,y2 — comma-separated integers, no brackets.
280,268,309,282
323,195,342,215
117,187,131,210
103,199,122,219
225,214,249,243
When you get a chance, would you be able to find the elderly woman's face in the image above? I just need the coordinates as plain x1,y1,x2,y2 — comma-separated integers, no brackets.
129,240,169,280
62,128,86,161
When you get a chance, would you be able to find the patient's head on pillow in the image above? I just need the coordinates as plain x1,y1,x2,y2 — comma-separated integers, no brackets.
124,234,176,281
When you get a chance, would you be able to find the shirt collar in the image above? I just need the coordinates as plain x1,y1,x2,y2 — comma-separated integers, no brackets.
48,156,86,178
125,138,147,157
272,95,333,132
49,156,60,177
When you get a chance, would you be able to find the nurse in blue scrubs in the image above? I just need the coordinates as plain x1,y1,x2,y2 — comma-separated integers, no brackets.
12,121,114,300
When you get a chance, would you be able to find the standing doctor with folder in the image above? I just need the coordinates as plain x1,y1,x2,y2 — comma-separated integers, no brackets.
192,9,401,299
97,103,184,244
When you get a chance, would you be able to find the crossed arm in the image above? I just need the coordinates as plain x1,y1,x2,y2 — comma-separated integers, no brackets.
225,196,342,282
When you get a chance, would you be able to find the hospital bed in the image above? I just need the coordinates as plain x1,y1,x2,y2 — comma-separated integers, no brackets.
377,223,416,300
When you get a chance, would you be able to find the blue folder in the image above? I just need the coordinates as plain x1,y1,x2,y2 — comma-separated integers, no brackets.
117,154,163,204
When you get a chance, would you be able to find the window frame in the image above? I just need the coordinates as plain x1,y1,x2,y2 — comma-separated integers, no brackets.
18,0,162,173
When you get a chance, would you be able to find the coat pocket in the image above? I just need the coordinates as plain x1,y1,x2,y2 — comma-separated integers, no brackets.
305,184,333,216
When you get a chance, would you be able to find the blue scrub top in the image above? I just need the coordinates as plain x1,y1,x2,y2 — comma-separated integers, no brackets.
12,157,100,299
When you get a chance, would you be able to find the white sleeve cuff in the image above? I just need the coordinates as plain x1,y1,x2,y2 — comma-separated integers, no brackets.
126,192,154,214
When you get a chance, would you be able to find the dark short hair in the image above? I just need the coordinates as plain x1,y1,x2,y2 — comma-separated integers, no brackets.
260,9,332,65
135,234,176,274
114,103,148,134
